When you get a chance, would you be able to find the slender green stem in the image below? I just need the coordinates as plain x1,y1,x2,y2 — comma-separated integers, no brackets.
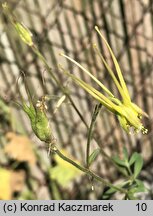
86,103,102,168
52,146,127,194
31,45,88,128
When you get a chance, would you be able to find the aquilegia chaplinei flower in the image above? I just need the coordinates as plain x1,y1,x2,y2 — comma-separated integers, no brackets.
60,26,148,135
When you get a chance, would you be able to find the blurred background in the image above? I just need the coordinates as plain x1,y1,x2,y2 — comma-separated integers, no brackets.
0,0,153,199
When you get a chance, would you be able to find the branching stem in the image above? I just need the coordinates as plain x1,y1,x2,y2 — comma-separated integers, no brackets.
51,145,127,194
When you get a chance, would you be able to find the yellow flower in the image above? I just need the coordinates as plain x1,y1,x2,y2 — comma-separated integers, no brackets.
60,26,148,134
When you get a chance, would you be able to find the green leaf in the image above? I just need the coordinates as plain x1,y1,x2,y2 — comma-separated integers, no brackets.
135,180,148,193
88,148,101,166
102,187,118,199
116,166,129,176
127,192,137,200
129,152,139,166
133,155,143,179
102,182,126,199
112,156,127,167
123,147,128,161
135,183,146,193
129,180,147,194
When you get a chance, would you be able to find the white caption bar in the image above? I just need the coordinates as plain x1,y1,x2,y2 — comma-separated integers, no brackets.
0,200,152,216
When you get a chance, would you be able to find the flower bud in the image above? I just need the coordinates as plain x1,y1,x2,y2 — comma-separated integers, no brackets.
2,2,33,46
14,22,33,46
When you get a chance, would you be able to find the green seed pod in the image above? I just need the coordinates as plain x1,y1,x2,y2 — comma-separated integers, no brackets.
34,98,52,143
17,73,52,143
22,97,52,143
